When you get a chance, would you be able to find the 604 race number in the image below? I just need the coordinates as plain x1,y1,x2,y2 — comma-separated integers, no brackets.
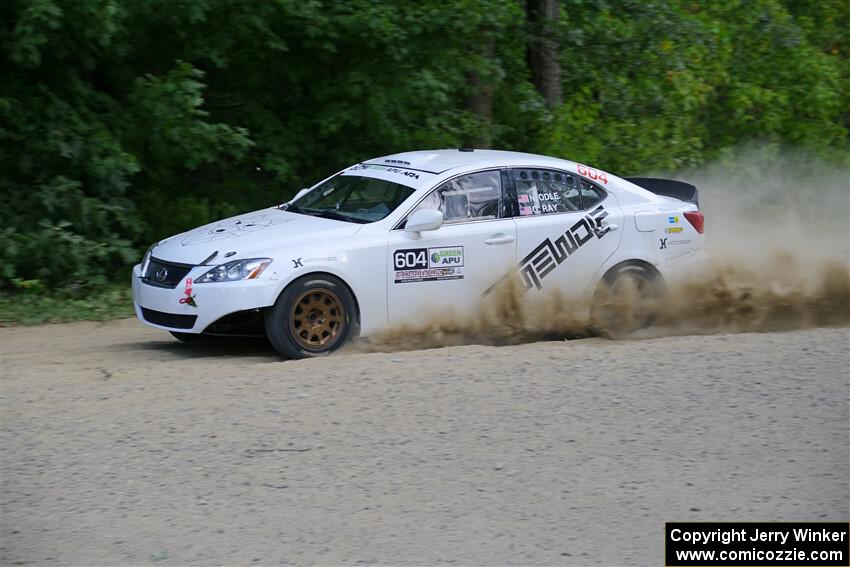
394,249,427,270
577,164,608,184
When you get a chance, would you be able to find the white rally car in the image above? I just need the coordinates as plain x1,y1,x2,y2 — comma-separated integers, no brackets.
133,149,705,357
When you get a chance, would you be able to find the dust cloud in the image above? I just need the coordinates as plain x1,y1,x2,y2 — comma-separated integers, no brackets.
350,147,849,353
660,146,850,335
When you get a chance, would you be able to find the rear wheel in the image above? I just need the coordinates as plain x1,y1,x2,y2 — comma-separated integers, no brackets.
265,274,357,358
592,263,664,338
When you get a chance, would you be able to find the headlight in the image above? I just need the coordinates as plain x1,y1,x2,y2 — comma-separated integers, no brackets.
195,258,272,283
140,244,155,276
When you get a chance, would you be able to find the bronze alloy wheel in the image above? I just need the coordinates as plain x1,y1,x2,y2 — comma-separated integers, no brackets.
266,274,357,358
288,288,344,349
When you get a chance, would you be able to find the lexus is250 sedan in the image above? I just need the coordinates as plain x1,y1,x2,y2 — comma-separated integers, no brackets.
132,149,706,358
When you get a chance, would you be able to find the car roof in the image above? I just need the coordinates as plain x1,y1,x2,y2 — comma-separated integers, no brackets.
363,149,577,174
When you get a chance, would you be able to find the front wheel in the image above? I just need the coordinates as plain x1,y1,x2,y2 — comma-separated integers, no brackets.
591,263,665,338
265,274,357,359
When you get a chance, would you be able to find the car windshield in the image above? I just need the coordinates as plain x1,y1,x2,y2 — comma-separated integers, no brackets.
288,174,415,223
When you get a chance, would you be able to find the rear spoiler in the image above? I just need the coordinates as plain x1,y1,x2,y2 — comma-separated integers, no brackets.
625,177,699,208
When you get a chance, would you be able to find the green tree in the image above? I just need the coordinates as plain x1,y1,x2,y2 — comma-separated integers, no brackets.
1,0,846,296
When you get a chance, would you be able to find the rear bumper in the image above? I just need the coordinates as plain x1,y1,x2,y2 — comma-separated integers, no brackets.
657,248,712,285
131,264,279,333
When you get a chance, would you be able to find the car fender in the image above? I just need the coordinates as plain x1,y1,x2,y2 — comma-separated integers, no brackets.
264,241,389,336
582,204,660,302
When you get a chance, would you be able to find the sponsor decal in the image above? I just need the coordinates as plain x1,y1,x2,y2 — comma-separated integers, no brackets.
484,205,611,295
386,167,420,180
430,247,463,267
349,163,420,180
179,278,197,307
668,215,679,224
660,237,692,249
393,246,465,283
665,226,683,234
291,256,337,268
395,267,464,283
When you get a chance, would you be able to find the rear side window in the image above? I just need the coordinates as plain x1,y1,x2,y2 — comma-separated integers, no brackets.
410,170,502,224
512,168,607,215
580,179,605,209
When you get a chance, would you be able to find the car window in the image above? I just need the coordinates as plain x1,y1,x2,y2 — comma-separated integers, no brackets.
292,174,415,223
511,168,607,215
513,169,581,216
580,178,605,209
410,170,502,224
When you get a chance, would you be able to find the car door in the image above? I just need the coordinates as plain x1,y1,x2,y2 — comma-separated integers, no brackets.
386,169,517,324
508,167,623,300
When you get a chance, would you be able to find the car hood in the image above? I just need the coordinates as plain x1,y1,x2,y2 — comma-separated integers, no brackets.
151,207,363,265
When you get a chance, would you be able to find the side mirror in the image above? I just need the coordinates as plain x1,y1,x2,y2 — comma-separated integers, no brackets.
290,188,310,202
405,209,443,236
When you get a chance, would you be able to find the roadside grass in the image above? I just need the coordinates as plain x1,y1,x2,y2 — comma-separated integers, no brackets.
0,286,135,325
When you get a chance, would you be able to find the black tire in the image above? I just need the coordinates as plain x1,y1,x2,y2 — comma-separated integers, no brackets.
264,274,357,359
170,331,205,343
591,262,665,338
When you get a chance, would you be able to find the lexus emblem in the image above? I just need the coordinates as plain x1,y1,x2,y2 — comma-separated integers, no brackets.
155,267,169,281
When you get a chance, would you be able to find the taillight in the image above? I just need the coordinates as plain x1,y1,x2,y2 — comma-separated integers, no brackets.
684,210,704,234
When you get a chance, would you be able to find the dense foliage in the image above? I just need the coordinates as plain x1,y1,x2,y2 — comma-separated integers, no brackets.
1,0,847,293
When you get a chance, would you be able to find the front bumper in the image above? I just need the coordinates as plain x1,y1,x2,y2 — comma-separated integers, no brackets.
131,264,279,333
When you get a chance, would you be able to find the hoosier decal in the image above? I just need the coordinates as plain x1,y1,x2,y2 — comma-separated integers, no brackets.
483,205,611,295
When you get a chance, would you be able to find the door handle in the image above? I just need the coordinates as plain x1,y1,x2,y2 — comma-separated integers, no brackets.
484,233,516,246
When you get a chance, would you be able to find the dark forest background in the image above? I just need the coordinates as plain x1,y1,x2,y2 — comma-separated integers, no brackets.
2,0,848,296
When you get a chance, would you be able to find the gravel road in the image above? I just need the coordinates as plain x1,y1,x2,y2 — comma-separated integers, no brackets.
1,320,848,566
